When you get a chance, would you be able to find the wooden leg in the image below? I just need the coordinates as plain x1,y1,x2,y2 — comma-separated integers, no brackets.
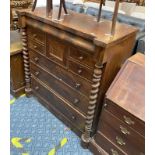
97,0,104,22
62,0,68,14
57,0,63,20
51,0,53,10
32,0,37,12
21,28,32,96
111,0,120,35
81,63,104,147
46,0,53,17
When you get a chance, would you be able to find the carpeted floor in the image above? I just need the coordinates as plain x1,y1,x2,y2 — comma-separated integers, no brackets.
10,95,92,155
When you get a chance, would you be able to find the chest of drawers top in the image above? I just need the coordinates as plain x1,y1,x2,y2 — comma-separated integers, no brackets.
17,7,138,48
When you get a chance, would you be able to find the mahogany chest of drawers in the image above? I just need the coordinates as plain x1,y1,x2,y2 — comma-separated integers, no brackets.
17,7,137,144
10,30,25,97
90,53,145,155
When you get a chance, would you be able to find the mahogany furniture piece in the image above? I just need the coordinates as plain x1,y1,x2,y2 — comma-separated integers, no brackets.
17,7,137,145
10,30,25,97
89,53,145,155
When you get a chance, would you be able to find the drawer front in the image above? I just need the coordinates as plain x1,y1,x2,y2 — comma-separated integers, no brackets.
105,99,145,136
29,50,92,97
95,132,126,155
69,47,96,68
98,109,145,154
31,77,85,132
28,40,45,55
68,60,93,82
27,26,45,44
30,62,89,115
46,34,69,66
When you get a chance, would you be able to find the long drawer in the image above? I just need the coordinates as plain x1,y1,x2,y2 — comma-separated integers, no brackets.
29,50,92,97
98,110,144,154
105,99,145,136
95,132,126,155
31,77,86,133
30,62,89,115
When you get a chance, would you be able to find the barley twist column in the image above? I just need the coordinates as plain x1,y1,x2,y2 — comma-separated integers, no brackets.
81,63,103,147
21,28,32,96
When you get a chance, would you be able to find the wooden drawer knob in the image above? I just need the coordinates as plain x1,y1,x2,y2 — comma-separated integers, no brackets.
35,86,39,90
78,56,84,60
75,83,81,89
33,34,37,38
34,57,39,62
120,125,130,135
74,98,79,104
123,116,135,125
34,71,40,76
116,136,126,146
71,115,76,120
78,69,82,74
110,149,119,155
34,45,37,49
103,103,107,107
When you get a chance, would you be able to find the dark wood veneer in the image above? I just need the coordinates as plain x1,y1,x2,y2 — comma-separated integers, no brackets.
17,7,138,151
29,50,92,97
91,53,145,155
30,62,89,115
31,77,86,133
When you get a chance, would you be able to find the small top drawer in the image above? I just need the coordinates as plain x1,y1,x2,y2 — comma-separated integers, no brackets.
27,26,45,44
68,60,93,82
28,40,45,55
69,47,96,68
